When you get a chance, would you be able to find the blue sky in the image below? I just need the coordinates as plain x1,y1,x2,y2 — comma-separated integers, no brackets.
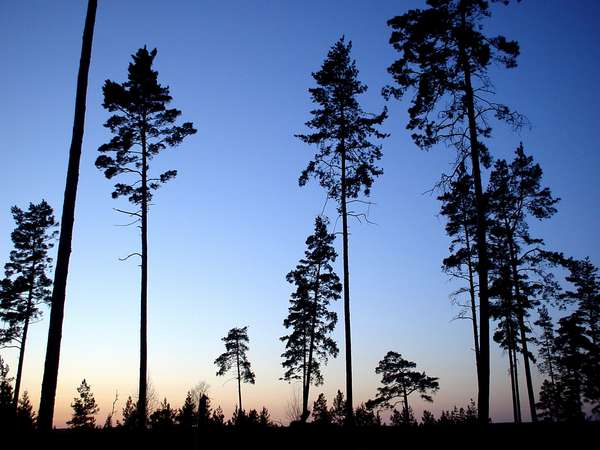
0,0,599,426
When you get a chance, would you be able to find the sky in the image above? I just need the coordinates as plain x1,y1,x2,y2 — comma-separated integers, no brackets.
0,0,599,427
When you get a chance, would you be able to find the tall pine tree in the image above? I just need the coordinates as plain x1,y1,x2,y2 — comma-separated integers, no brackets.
214,327,255,412
39,0,97,430
0,201,57,410
385,0,523,422
281,216,341,422
297,37,387,422
486,144,559,421
96,47,196,427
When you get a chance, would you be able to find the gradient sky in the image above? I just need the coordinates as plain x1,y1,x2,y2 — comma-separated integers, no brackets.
0,0,599,427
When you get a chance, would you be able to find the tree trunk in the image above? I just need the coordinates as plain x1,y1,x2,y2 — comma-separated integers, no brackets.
507,334,518,423
462,217,480,375
236,342,243,412
459,10,491,424
511,334,522,423
402,386,410,421
506,315,522,423
138,125,149,428
302,265,321,422
38,0,97,431
506,230,537,422
13,285,34,409
340,143,354,425
301,321,307,421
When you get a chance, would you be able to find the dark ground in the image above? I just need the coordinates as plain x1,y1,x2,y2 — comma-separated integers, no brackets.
4,423,599,449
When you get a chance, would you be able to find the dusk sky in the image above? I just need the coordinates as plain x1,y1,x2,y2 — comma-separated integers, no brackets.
1,0,599,427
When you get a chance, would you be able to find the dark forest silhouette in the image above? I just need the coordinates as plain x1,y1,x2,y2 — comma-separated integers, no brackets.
0,0,599,447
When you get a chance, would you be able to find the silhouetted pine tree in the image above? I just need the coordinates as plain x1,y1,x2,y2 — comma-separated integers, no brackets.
214,326,255,412
211,406,225,426
96,47,196,427
534,306,560,421
553,313,590,421
149,398,176,430
486,144,559,421
311,393,331,425
561,257,600,415
16,391,36,430
258,407,272,427
421,410,436,426
197,394,212,427
0,200,57,410
297,37,387,422
176,391,196,428
67,379,99,429
330,390,347,426
121,395,137,429
366,352,439,421
385,0,524,422
39,0,97,430
281,216,341,422
354,403,378,427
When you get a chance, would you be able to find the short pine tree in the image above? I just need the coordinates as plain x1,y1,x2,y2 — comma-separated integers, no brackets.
67,379,99,429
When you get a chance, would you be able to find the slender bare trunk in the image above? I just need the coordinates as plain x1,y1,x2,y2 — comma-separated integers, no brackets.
460,34,491,425
236,340,242,412
340,143,353,425
511,334,522,423
506,313,522,423
507,331,518,422
13,281,34,409
38,0,97,430
138,125,148,428
505,231,537,422
462,217,480,375
402,386,409,421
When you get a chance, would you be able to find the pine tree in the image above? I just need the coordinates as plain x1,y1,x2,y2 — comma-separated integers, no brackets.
176,391,196,429
536,379,561,422
16,391,36,430
553,313,589,421
486,144,559,421
385,0,524,422
211,406,225,426
421,410,436,426
366,352,439,421
258,407,272,427
298,37,387,422
214,326,255,412
67,379,99,429
561,257,600,414
197,394,212,427
281,216,341,422
149,398,176,430
39,0,97,430
354,403,377,427
121,395,137,429
0,201,57,409
330,390,346,425
95,47,196,427
535,306,559,421
311,393,331,425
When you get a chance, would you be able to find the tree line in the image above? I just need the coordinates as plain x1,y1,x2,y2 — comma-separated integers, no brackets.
0,0,598,430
